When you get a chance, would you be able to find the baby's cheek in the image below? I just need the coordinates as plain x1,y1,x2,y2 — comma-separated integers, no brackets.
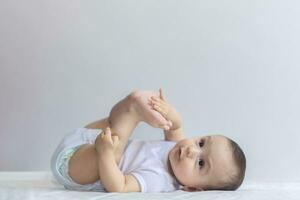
178,163,192,175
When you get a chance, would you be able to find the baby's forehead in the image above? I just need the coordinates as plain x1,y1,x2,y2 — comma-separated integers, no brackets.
195,135,232,153
204,136,236,174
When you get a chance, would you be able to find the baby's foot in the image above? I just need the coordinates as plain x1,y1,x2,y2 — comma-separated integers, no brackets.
129,90,172,130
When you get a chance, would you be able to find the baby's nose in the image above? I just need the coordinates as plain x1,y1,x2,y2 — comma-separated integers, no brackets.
187,146,200,158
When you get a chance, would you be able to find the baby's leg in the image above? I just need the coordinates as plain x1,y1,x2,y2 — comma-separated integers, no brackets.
68,90,169,185
68,97,140,185
108,90,172,160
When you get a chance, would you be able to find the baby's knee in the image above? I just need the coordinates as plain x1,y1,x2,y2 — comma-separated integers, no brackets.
127,90,142,101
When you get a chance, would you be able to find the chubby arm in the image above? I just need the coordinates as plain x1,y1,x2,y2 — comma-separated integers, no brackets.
96,127,140,192
164,127,186,142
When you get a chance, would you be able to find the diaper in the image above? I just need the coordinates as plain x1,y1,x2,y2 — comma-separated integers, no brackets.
51,128,106,192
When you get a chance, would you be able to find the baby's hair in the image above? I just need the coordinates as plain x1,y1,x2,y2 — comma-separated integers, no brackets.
220,137,246,190
206,137,246,191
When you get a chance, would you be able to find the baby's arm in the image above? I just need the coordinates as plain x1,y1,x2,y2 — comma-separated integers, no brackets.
149,89,186,142
95,127,140,192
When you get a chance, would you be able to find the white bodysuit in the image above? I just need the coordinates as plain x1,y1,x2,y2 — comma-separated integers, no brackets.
51,128,181,192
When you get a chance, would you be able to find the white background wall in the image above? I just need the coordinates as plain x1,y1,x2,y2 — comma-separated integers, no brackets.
1,0,300,182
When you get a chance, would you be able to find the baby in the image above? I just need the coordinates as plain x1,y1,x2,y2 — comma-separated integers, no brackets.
51,89,246,192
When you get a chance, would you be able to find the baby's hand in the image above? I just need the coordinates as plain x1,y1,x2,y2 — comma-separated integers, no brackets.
149,88,182,131
95,127,119,155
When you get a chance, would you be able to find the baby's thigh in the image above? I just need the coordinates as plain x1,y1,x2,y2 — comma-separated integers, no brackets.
68,144,100,185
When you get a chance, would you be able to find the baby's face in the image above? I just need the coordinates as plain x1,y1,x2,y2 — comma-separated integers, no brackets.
168,135,236,191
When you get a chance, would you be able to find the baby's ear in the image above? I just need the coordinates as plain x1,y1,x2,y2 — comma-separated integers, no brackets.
182,186,204,192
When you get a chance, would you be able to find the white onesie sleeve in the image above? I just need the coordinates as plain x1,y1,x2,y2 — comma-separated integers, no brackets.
132,169,175,192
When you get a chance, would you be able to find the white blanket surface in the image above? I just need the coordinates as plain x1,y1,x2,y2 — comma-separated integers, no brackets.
0,172,299,200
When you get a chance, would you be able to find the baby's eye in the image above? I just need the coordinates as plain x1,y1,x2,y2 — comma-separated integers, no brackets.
199,139,205,147
198,159,205,168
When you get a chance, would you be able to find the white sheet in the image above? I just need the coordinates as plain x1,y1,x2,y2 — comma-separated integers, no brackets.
0,171,299,200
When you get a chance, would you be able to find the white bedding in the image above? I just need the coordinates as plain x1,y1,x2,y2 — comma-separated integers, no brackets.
0,171,299,200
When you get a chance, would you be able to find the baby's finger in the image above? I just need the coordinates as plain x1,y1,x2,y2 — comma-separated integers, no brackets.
104,127,113,140
153,104,168,117
152,102,168,114
112,135,120,146
151,99,163,107
158,123,170,130
151,98,168,108
147,98,154,106
167,120,173,127
106,127,112,134
164,125,170,130
159,88,168,102
153,104,163,113
151,96,163,103
98,131,106,142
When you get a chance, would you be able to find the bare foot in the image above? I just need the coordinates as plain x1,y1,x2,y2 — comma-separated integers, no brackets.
129,90,172,130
